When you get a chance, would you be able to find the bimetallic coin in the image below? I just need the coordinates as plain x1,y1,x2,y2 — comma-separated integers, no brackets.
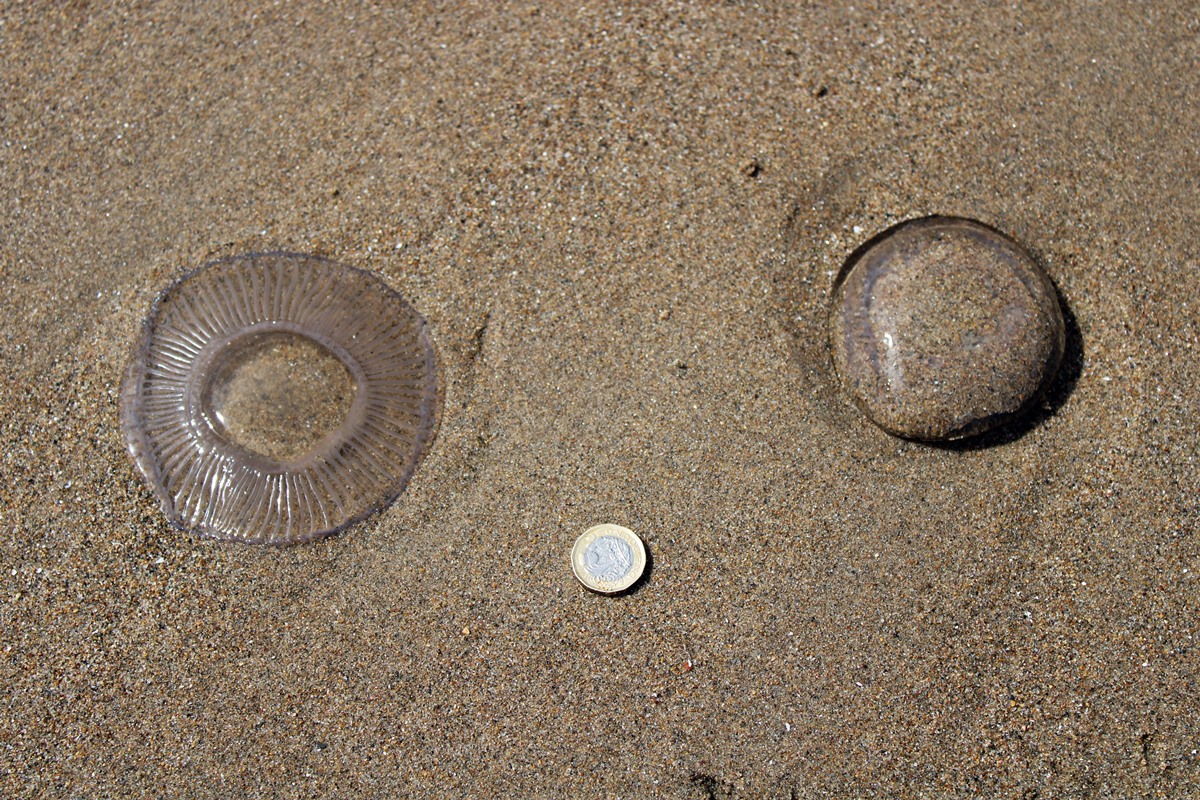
571,524,647,595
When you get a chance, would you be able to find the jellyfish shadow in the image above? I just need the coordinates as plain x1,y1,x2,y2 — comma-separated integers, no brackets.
932,284,1084,452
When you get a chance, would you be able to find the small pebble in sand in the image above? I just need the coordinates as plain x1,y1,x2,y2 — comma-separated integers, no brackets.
829,216,1064,441
121,252,440,544
571,524,647,595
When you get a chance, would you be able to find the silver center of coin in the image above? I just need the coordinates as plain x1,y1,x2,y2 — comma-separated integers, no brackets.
583,535,633,582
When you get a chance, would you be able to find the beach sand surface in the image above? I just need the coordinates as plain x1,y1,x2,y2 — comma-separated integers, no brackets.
2,2,1198,797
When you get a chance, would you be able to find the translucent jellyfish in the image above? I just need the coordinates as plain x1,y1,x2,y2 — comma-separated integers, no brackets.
829,216,1064,441
121,252,440,544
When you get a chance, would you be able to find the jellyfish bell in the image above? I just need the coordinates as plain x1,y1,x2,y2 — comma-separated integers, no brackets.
829,216,1064,442
121,252,440,545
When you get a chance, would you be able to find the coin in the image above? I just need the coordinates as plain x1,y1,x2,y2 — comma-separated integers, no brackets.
571,524,647,595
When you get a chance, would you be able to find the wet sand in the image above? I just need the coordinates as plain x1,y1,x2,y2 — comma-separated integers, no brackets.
3,2,1198,797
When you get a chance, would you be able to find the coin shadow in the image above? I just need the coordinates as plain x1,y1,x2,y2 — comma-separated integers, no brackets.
622,544,654,597
932,284,1084,452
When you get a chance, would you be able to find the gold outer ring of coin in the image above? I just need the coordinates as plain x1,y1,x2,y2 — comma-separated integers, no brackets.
570,524,647,595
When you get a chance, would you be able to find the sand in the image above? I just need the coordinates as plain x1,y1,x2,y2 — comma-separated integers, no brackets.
2,2,1198,797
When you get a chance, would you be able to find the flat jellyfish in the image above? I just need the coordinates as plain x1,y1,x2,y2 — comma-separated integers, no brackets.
121,252,440,544
829,216,1064,441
